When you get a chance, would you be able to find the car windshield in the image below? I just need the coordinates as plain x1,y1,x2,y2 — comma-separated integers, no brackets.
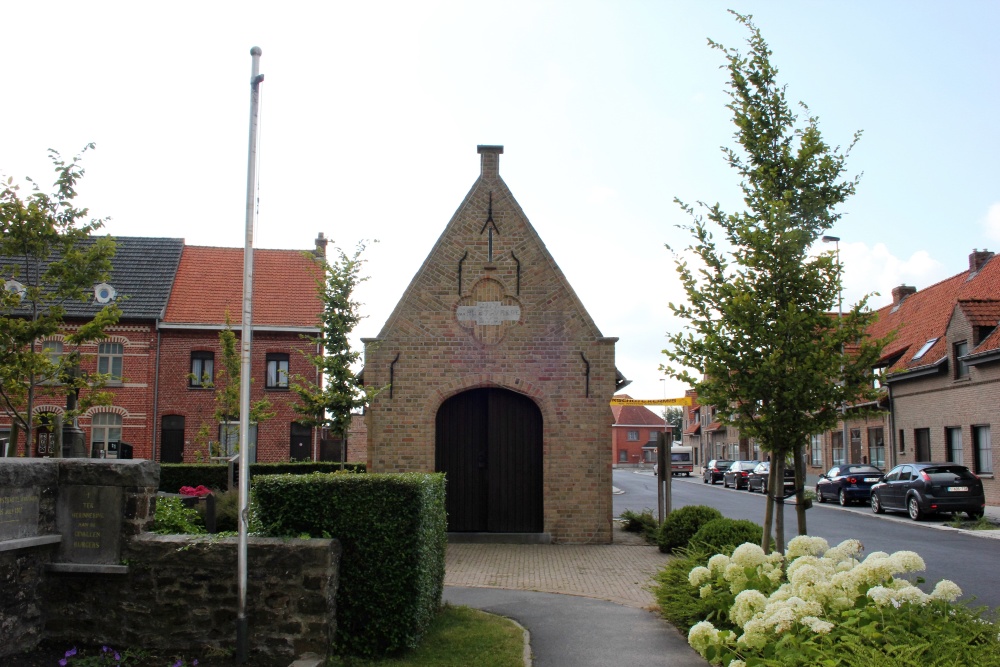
922,466,977,482
842,466,882,475
737,462,758,470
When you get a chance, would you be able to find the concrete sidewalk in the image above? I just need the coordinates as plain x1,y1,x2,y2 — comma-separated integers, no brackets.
444,529,709,666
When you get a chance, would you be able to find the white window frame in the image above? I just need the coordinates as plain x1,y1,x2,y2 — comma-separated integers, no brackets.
97,342,124,382
945,426,963,464
810,434,823,467
973,425,993,475
91,412,122,457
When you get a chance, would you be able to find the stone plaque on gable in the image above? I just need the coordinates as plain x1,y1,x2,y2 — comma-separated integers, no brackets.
0,486,40,541
56,485,123,564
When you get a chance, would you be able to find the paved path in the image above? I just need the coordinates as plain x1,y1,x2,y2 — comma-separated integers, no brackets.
445,540,669,609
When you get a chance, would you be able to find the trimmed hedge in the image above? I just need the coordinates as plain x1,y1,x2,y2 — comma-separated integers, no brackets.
158,461,366,493
657,505,723,553
252,472,446,658
690,517,763,552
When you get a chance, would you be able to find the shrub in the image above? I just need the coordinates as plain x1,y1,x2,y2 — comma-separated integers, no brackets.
689,517,762,553
619,508,658,542
158,461,367,492
653,546,715,631
657,505,723,553
252,472,446,658
153,497,205,535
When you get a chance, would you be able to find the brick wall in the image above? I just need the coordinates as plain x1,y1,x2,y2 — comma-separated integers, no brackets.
364,146,616,543
156,329,320,463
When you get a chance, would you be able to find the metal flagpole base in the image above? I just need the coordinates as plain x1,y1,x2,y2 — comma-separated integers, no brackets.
236,616,249,663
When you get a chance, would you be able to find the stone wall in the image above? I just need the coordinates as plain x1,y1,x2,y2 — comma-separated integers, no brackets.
0,458,340,665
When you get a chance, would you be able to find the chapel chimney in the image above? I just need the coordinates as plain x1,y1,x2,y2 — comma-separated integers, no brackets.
477,145,504,180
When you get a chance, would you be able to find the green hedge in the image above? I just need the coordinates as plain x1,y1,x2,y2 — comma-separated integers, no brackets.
157,461,366,493
657,505,723,553
252,472,446,658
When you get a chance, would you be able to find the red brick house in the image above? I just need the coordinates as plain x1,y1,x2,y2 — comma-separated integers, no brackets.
611,396,669,467
1,237,184,459
155,242,323,463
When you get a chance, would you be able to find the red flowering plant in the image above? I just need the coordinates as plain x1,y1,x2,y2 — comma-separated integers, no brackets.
178,485,212,497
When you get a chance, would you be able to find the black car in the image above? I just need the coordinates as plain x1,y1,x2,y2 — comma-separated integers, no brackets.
870,462,985,520
816,464,884,506
748,461,795,495
703,459,735,485
723,460,759,490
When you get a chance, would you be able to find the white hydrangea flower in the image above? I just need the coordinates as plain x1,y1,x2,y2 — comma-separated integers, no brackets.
786,555,821,580
888,550,926,574
930,579,962,602
738,618,769,649
688,621,719,654
725,562,750,594
708,553,731,575
786,535,829,560
867,585,893,607
731,589,768,628
863,551,889,562
700,584,714,599
823,539,863,564
892,585,930,606
731,543,767,568
800,616,834,634
728,661,747,667
689,566,712,587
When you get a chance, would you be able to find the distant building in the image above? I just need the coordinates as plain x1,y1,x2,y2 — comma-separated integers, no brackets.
611,396,670,467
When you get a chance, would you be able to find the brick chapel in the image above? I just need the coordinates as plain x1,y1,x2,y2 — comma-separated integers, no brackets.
363,146,625,543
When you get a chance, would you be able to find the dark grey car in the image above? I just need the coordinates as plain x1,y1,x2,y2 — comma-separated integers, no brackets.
703,459,735,485
870,462,985,520
722,460,760,490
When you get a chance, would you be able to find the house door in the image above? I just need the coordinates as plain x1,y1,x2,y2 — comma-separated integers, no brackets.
435,388,543,533
161,415,185,463
34,417,57,457
850,428,862,464
915,428,931,461
290,422,312,461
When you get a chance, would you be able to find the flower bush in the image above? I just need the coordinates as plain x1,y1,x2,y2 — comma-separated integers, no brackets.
671,536,1000,667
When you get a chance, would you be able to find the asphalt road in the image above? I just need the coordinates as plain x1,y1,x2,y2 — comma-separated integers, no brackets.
613,468,1000,611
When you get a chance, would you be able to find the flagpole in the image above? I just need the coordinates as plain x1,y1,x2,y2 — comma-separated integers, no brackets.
237,45,263,664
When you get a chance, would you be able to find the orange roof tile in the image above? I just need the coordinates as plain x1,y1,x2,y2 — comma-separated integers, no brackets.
871,253,999,373
163,245,323,328
612,395,667,427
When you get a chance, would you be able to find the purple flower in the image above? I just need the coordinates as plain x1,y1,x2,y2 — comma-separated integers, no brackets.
59,660,67,667
65,647,78,657
114,652,121,662
102,645,110,652
172,660,183,667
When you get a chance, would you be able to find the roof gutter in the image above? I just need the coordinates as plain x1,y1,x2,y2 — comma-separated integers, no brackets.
885,358,947,384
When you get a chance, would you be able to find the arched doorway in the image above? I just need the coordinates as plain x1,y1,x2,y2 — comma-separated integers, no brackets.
435,387,543,533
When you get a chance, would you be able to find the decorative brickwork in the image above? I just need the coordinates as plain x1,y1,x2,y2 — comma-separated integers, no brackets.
364,146,618,543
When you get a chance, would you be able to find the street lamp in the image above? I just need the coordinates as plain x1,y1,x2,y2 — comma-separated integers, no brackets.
822,235,850,464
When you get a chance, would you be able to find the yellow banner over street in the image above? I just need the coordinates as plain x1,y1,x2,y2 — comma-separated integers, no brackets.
609,397,693,407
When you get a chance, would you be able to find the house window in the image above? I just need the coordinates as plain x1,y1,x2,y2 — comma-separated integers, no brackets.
643,449,656,463
945,427,963,464
219,422,258,461
868,427,885,469
41,340,63,384
973,426,993,475
898,429,905,453
954,341,969,379
810,434,823,467
831,431,845,465
190,351,214,388
618,449,628,463
872,365,885,389
91,412,122,457
266,353,289,389
626,430,639,441
97,342,123,382
915,428,931,461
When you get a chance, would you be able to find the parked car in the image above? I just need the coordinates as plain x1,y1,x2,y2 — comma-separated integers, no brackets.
723,460,759,490
702,459,735,485
870,462,985,521
747,461,795,495
816,464,883,506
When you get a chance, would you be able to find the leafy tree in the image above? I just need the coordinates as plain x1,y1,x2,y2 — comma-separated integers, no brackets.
198,316,275,459
0,145,120,457
661,13,888,552
661,407,684,432
292,241,377,463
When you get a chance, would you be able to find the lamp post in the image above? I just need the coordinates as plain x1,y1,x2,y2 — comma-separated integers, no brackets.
822,235,850,464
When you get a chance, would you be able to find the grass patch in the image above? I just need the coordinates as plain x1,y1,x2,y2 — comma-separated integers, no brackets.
947,513,999,530
328,605,525,667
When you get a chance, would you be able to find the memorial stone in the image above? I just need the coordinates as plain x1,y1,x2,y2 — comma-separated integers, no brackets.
56,485,123,564
0,486,40,541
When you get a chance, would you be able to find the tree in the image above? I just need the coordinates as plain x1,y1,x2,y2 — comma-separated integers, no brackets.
661,407,684,433
292,241,377,463
661,13,889,552
0,145,120,457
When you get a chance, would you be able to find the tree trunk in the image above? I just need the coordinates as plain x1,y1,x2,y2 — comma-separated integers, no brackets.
794,443,808,536
774,456,785,552
761,458,775,552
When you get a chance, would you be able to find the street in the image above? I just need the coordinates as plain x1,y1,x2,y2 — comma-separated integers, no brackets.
613,468,1000,611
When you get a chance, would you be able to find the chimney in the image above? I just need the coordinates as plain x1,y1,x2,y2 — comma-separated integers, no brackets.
314,232,328,258
892,285,917,306
477,145,503,180
969,249,994,274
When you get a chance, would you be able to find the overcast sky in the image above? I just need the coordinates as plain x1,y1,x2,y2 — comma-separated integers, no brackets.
3,1,998,404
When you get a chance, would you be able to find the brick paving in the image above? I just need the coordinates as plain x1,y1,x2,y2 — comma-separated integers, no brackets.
445,537,671,609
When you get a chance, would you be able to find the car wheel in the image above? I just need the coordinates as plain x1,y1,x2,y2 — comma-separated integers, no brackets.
871,492,884,514
907,496,923,521
839,489,849,506
967,509,985,520
816,486,826,503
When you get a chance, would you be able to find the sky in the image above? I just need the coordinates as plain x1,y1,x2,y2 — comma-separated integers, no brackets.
3,1,998,405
